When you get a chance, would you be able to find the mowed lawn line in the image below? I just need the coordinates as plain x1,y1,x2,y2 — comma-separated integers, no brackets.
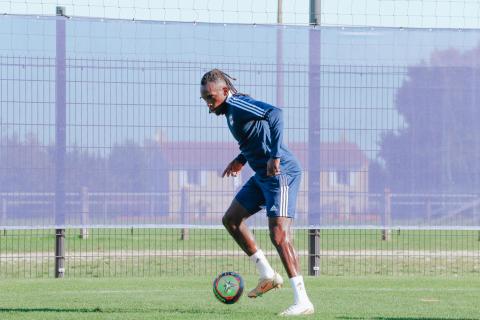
0,276,479,320
1,229,479,253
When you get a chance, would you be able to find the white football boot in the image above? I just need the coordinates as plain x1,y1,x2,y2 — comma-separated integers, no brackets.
279,301,315,316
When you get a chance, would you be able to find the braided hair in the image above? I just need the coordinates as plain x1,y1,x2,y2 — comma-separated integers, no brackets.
201,69,246,95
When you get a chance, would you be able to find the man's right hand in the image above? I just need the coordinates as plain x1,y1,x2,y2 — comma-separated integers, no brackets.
222,159,244,177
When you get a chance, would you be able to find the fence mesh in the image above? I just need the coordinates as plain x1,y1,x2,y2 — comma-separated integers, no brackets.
2,0,480,28
1,8,480,277
1,228,479,277
1,16,480,229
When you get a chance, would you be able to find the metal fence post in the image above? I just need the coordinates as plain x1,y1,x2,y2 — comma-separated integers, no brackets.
276,0,284,109
475,199,480,241
426,198,432,224
307,0,322,276
180,187,189,240
308,228,320,275
2,198,6,235
80,187,89,239
55,228,65,276
55,6,67,278
382,188,392,241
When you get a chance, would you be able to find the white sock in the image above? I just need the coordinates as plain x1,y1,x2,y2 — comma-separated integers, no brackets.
250,249,275,279
290,275,311,305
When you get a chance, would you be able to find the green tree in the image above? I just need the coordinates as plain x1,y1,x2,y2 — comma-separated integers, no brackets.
379,46,480,193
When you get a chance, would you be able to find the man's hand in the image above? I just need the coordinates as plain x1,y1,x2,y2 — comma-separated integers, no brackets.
222,159,244,177
267,158,281,177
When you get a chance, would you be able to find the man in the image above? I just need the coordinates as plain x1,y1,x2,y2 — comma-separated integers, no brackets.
200,69,314,316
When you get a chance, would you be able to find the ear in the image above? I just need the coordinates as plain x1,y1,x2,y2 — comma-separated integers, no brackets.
222,86,229,96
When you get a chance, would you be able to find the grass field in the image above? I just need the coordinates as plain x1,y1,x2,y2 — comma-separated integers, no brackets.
0,276,479,319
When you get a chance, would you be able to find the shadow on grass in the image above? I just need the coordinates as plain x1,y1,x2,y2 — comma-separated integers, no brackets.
0,307,219,315
338,317,479,320
0,307,104,313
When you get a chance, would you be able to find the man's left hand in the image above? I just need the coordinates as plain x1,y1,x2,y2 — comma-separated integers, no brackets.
267,158,281,177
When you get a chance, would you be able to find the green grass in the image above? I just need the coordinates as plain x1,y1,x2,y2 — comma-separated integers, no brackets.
0,276,479,319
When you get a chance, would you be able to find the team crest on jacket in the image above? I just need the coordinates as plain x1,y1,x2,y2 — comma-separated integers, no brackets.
228,114,234,126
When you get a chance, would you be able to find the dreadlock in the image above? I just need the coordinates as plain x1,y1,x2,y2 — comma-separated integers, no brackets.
201,69,247,95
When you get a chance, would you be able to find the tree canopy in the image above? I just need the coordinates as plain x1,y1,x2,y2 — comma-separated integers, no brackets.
378,45,480,193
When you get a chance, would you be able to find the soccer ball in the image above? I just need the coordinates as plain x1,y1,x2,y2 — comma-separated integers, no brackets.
212,271,244,304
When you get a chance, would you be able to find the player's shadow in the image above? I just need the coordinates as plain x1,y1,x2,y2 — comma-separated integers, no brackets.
0,307,219,315
0,307,103,313
338,317,479,320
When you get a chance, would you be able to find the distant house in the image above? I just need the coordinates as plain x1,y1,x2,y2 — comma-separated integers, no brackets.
158,141,369,225
293,142,370,224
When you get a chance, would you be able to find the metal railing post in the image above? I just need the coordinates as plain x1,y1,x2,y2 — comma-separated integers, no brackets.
55,6,67,278
308,0,322,276
382,188,392,241
80,187,89,239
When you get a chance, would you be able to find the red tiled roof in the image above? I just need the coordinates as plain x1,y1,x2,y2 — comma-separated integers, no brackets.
158,141,368,170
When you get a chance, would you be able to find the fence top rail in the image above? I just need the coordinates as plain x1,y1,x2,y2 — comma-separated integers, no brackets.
0,192,171,197
2,224,480,231
1,192,478,198
391,193,480,199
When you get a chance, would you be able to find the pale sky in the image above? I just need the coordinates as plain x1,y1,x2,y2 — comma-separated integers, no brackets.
1,0,480,28
1,0,480,156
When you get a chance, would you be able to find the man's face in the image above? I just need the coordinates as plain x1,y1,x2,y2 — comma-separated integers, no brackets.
200,81,228,115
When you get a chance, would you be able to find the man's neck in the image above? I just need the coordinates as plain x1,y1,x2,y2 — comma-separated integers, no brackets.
214,91,233,115
225,91,233,102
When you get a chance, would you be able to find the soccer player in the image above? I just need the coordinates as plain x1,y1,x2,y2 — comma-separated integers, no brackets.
200,69,314,316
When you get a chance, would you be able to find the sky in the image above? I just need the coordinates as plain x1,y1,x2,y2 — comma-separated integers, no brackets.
1,0,480,158
1,0,480,28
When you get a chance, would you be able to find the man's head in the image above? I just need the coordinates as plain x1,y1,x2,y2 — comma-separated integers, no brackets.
200,69,237,115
